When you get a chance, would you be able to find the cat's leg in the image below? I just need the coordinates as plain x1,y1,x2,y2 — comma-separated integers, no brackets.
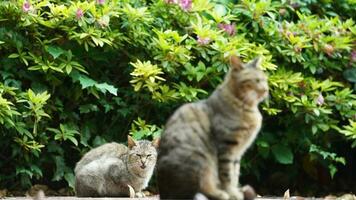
199,166,230,200
106,162,130,197
75,174,101,197
218,140,244,200
234,160,241,186
108,162,122,180
105,181,132,197
218,159,243,200
231,160,244,200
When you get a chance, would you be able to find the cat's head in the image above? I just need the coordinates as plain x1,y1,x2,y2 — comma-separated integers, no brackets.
126,135,159,177
227,55,269,105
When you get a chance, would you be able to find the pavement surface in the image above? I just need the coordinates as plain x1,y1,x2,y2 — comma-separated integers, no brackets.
2,197,327,200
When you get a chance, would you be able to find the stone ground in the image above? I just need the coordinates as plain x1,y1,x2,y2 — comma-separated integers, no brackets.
2,197,328,200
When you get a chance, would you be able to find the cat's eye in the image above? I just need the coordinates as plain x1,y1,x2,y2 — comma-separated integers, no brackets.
147,154,152,157
136,154,141,157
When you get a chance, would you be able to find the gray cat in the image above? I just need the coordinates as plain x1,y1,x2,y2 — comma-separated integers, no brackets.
157,56,268,200
75,136,159,197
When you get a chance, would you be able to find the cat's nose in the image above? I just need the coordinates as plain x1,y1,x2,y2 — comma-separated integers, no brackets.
140,160,147,169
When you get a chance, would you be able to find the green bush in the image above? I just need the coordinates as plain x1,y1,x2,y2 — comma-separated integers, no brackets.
0,0,355,195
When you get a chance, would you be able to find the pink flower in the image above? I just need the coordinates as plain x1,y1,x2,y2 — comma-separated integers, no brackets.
197,36,210,45
316,93,324,106
22,1,31,12
165,0,191,11
76,8,84,19
350,50,356,63
179,0,192,11
96,0,105,5
218,23,236,36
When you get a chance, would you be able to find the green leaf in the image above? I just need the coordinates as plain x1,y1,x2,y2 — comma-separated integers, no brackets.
64,172,75,189
257,145,270,159
67,136,78,146
52,156,65,181
80,124,91,147
46,46,66,59
8,53,19,58
272,144,294,164
328,164,337,178
65,65,72,74
95,83,118,96
79,104,99,113
131,130,146,140
93,136,107,147
256,140,269,147
16,167,33,178
312,125,318,134
71,73,117,96
343,68,356,83
317,124,330,131
79,75,96,89
313,109,320,116
214,4,227,17
352,140,356,148
46,127,58,133
30,164,43,177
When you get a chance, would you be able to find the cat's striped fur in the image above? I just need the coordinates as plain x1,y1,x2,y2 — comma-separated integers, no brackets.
157,56,268,200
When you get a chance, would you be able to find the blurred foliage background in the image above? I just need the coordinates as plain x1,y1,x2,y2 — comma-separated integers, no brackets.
0,0,355,196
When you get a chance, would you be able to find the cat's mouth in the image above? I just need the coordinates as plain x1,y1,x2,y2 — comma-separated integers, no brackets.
259,92,268,99
140,165,146,169
258,90,268,99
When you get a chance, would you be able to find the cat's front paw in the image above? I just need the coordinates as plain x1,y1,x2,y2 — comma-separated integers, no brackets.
135,191,145,198
242,185,256,200
204,189,230,200
227,187,244,200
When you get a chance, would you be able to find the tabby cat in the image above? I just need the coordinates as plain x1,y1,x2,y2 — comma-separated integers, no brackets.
157,56,268,200
75,136,159,197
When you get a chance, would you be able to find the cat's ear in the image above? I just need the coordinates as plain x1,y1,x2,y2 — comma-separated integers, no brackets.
245,56,262,69
151,138,160,148
127,135,137,149
230,55,244,71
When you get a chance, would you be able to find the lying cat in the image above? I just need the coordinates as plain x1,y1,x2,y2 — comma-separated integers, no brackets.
75,136,159,197
157,56,268,200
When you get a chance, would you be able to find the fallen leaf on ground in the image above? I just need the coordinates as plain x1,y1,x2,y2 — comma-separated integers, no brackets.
0,189,8,198
336,194,356,200
284,189,290,200
33,190,45,200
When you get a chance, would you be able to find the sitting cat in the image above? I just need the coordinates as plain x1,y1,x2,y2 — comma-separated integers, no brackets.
75,136,159,197
157,56,268,200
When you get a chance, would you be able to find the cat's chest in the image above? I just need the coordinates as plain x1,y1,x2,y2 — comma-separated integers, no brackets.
219,109,262,132
125,174,150,191
214,109,262,157
239,110,262,130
